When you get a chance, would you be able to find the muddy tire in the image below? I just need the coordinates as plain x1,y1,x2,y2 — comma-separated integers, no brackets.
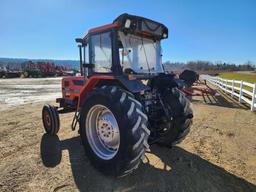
157,88,193,147
42,104,60,135
79,86,150,177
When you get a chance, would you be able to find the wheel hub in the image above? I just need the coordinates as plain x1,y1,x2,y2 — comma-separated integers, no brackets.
86,105,120,160
97,112,119,149
98,119,113,143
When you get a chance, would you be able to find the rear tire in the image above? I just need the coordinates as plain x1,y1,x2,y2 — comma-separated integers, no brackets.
156,88,193,147
42,104,60,135
79,86,150,177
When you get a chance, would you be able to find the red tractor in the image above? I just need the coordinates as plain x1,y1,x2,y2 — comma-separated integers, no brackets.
42,13,193,177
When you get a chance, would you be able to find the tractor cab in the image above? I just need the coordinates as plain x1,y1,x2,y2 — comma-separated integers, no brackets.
60,13,169,109
76,13,168,77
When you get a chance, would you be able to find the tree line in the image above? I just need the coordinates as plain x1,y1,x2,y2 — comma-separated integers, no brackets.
163,60,256,72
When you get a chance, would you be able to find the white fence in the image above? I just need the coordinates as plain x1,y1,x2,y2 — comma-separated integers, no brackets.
201,75,256,111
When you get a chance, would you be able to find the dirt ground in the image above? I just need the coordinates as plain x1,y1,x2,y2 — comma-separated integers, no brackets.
0,78,256,192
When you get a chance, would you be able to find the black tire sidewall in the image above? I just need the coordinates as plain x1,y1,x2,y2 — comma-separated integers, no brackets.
157,88,193,146
42,105,59,135
80,92,138,176
42,105,54,134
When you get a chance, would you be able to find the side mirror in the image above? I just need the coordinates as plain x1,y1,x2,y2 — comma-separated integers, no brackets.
75,38,83,43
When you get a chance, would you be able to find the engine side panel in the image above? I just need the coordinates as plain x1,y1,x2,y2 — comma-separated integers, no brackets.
62,76,85,101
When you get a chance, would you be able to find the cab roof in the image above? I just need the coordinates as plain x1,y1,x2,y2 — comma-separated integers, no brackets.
76,13,168,44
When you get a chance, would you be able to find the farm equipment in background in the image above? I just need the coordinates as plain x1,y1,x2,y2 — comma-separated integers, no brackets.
0,66,8,78
21,61,69,78
0,66,21,78
42,13,193,177
36,62,56,77
0,58,75,78
176,70,216,97
179,69,199,87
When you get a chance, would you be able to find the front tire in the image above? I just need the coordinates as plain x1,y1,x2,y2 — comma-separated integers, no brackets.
79,86,150,177
42,104,60,135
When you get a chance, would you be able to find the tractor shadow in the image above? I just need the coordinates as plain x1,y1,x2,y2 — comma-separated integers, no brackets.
40,134,256,192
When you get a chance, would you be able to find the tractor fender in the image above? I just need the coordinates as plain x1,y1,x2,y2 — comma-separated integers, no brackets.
77,75,114,109
115,75,150,93
77,75,149,109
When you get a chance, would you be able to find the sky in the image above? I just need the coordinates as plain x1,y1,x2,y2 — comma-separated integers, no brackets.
0,0,256,64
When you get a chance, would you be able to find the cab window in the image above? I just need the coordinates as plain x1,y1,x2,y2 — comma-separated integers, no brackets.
90,32,112,73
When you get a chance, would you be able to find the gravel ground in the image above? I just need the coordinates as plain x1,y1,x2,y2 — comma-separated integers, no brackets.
0,78,255,192
0,78,61,111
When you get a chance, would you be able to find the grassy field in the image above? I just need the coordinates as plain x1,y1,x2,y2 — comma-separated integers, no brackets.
218,72,256,83
218,72,256,92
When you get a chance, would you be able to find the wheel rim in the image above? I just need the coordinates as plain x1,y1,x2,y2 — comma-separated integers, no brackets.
43,111,51,128
86,104,120,160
